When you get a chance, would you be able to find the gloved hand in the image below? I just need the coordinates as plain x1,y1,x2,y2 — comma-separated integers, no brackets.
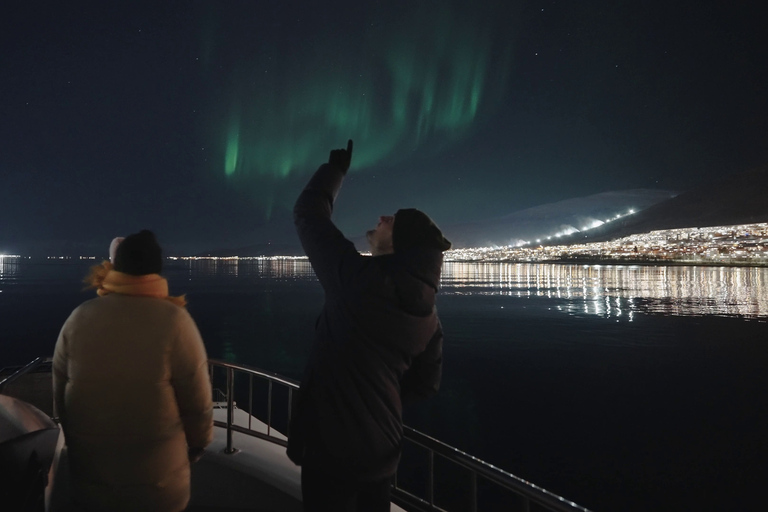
188,446,205,463
328,139,353,174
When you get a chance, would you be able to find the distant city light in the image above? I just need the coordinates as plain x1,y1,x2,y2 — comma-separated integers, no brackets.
11,221,768,267
167,255,308,261
442,222,768,264
538,210,640,243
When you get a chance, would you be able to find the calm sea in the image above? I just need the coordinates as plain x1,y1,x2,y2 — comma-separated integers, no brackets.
2,258,768,512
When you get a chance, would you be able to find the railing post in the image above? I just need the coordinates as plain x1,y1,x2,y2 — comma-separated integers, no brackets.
288,387,293,426
267,380,273,436
428,449,434,508
225,366,236,454
248,374,253,430
470,470,477,512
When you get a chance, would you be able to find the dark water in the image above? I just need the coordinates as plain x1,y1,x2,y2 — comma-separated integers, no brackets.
2,258,768,511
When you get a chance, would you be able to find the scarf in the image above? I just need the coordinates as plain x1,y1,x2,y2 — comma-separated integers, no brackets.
84,261,187,307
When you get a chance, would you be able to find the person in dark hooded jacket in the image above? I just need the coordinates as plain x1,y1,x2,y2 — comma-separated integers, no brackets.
287,140,451,511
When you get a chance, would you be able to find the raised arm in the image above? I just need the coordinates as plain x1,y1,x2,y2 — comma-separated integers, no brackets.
293,140,361,288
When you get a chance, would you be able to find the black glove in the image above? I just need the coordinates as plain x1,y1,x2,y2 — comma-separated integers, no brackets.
328,139,353,174
188,446,205,463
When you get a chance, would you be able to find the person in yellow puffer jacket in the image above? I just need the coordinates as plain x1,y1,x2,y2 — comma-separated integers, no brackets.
53,230,213,511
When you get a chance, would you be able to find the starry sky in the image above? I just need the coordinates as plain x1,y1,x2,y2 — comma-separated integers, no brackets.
2,1,766,255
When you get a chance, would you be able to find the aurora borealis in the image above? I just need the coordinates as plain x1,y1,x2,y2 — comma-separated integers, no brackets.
2,1,767,255
211,1,514,217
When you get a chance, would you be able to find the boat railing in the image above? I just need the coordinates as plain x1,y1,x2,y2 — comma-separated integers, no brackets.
208,359,297,452
208,359,591,512
0,356,45,391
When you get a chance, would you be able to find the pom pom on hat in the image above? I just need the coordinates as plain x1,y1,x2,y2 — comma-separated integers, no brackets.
109,237,124,264
392,209,451,253
114,230,163,276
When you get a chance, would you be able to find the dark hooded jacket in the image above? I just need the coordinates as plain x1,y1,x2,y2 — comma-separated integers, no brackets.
287,163,444,480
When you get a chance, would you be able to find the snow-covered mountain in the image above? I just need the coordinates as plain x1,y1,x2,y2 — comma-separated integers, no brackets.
442,189,677,249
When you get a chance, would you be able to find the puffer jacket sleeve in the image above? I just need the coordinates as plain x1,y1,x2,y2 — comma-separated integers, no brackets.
52,319,71,422
400,319,444,405
170,310,213,449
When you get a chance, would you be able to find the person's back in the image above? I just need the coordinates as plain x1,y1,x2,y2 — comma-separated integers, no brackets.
53,230,213,512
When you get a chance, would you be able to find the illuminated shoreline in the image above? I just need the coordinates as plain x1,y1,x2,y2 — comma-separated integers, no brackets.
3,222,768,266
444,222,768,266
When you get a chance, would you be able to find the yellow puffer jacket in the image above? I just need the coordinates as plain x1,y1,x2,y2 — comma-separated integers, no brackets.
53,294,213,512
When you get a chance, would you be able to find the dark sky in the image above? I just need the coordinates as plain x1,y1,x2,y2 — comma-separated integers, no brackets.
2,1,766,255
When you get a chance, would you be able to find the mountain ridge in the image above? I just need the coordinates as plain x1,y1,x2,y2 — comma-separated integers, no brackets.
8,168,766,257
552,167,768,246
202,168,768,256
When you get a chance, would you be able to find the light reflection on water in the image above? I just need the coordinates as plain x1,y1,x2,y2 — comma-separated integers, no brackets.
174,258,316,281
0,257,20,280
173,260,768,320
6,258,766,320
441,262,768,320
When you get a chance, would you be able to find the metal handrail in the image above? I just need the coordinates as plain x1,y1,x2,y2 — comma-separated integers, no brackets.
0,356,45,391
207,359,591,512
3,357,589,510
397,427,591,512
208,359,299,454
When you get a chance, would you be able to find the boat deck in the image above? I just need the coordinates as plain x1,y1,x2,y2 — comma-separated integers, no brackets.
1,367,407,511
46,408,407,511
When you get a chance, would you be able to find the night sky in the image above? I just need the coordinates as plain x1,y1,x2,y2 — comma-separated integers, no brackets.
2,1,766,255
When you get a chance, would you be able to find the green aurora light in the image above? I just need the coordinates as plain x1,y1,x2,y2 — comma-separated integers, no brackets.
209,2,514,217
